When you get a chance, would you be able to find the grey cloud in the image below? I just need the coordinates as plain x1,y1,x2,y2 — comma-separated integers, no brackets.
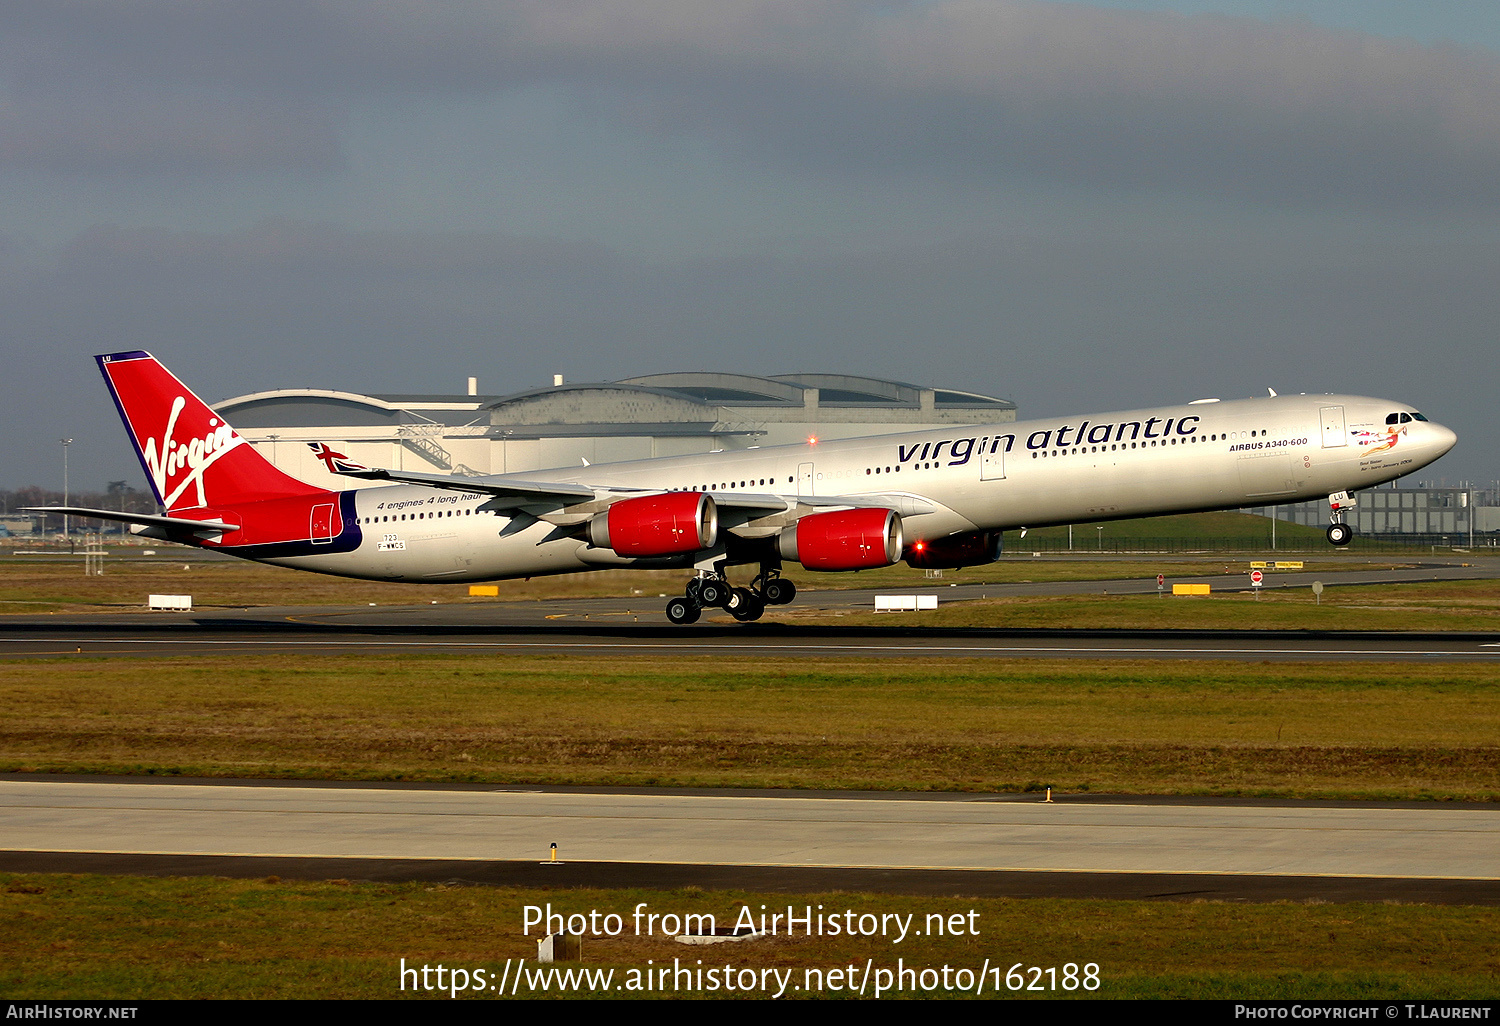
0,88,343,172
6,215,1498,489
5,2,1500,202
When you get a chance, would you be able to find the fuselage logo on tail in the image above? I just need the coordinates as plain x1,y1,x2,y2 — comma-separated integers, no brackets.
141,395,247,509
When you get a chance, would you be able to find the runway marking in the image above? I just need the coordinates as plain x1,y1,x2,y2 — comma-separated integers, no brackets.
1,637,1496,659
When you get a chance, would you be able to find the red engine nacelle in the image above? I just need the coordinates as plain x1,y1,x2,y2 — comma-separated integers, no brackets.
779,508,903,571
589,492,717,557
904,530,1003,570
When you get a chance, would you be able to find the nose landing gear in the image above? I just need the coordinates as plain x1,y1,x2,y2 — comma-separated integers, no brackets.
1326,491,1356,546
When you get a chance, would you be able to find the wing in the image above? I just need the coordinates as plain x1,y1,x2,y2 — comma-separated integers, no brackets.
335,465,599,503
332,460,933,531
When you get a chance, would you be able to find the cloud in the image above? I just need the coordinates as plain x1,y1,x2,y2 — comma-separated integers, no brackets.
5,214,1498,489
5,2,1500,202
0,89,343,173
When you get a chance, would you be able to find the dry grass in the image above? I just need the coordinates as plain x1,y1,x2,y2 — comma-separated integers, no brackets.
783,579,1500,632
2,654,1496,798
3,875,1497,999
0,552,1427,614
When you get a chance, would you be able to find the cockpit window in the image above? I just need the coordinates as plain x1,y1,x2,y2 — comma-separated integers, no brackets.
1413,412,1428,421
1386,413,1400,425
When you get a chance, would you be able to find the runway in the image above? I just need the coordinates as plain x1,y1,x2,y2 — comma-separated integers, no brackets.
2,557,1495,661
3,558,1495,661
4,778,1498,902
2,609,1497,661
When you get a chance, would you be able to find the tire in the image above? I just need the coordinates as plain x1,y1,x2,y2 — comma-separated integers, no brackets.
730,592,765,622
762,578,796,605
698,579,729,607
1326,522,1353,546
665,596,701,624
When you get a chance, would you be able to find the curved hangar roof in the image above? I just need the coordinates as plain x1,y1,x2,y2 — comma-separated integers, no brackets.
217,372,1015,429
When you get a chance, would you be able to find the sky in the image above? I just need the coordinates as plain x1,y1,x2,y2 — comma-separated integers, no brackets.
3,1,1497,493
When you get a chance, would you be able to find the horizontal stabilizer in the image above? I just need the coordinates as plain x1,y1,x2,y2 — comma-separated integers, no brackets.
22,507,240,534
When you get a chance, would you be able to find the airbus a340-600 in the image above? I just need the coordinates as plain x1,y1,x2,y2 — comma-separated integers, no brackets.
32,352,1456,623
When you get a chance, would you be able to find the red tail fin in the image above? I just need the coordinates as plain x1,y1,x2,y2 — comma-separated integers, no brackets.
98,351,323,511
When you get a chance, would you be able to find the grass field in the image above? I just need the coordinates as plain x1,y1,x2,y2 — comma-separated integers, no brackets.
3,875,1497,999
781,579,1500,632
3,654,1497,798
5,535,1497,1002
0,548,1459,614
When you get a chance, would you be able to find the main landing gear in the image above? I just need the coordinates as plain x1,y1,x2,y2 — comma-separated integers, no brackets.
664,566,798,624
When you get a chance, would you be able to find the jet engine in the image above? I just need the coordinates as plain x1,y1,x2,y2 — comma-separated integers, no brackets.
904,529,1002,570
589,492,717,556
778,508,903,571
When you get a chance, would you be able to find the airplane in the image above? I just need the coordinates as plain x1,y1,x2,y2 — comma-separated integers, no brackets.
30,351,1457,624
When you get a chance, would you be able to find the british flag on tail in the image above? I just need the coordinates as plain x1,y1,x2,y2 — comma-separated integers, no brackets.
307,442,368,475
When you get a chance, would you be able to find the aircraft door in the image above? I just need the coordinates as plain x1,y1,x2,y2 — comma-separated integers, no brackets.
310,502,337,544
1320,406,1348,448
798,462,814,497
981,447,1006,481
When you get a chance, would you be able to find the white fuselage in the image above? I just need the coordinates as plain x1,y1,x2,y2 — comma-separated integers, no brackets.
263,392,1456,582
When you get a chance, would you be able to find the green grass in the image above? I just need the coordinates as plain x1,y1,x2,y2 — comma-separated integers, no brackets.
3,654,1497,798
3,875,1497,999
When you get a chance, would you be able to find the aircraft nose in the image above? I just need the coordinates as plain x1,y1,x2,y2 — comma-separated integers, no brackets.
1430,423,1458,456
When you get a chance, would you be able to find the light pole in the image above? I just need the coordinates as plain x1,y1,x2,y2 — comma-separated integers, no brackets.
1096,525,1104,551
60,438,73,540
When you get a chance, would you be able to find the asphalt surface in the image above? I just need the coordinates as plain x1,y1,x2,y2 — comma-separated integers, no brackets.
5,777,1499,903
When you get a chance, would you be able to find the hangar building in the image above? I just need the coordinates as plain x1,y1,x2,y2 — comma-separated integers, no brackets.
215,372,1017,490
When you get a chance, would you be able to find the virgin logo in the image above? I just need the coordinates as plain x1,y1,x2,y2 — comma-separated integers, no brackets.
141,396,246,509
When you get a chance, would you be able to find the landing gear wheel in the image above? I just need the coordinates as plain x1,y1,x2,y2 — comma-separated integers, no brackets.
665,596,701,625
698,579,729,607
729,589,765,622
1326,522,1353,546
762,578,796,605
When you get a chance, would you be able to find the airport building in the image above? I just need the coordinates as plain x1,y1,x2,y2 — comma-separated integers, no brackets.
215,372,1017,490
1250,484,1500,545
